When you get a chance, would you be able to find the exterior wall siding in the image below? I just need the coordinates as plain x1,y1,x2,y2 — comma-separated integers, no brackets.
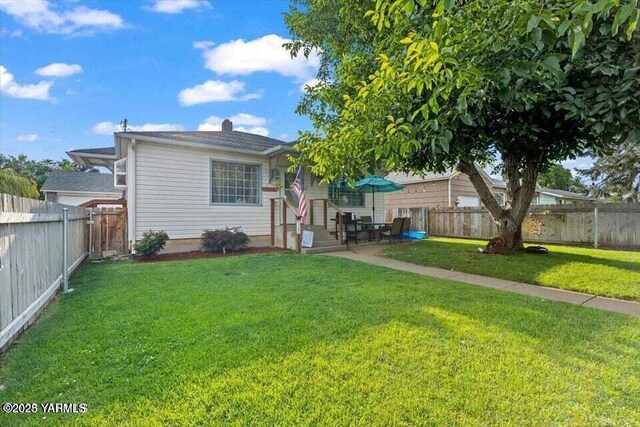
56,192,120,206
134,141,274,239
133,141,386,241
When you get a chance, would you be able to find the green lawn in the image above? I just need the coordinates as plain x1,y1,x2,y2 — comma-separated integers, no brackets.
383,237,640,301
1,254,639,426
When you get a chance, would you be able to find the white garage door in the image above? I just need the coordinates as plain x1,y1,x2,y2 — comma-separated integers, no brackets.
458,196,480,207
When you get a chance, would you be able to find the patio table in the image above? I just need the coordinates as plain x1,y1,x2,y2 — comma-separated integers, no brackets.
360,222,392,242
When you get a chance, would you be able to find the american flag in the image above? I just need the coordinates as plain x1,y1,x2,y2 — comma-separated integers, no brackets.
291,166,308,223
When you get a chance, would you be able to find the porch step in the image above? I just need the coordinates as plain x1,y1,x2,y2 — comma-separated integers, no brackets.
301,245,348,254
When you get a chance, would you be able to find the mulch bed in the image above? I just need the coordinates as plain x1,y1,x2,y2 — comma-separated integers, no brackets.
133,247,285,263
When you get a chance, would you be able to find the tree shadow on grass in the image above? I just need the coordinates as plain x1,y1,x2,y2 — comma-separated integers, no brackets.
1,254,638,425
384,239,640,298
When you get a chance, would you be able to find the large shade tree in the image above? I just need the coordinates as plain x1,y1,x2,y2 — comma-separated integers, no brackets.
286,0,639,251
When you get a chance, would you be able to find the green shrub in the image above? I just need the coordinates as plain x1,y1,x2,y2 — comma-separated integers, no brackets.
134,230,169,258
201,227,250,254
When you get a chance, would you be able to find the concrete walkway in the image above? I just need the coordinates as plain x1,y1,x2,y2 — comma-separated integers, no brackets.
322,247,640,318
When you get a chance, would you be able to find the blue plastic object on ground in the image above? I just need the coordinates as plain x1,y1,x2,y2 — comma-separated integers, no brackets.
400,231,427,240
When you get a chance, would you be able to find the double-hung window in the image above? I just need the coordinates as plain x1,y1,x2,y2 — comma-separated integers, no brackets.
211,160,261,205
114,158,127,187
329,182,364,207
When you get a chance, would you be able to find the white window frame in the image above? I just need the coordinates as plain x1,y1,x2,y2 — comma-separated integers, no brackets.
209,159,262,206
114,157,127,188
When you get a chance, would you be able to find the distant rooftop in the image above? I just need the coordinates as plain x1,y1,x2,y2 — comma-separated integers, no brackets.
41,171,121,194
540,187,592,200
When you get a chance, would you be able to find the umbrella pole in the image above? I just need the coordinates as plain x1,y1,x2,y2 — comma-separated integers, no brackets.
372,188,375,222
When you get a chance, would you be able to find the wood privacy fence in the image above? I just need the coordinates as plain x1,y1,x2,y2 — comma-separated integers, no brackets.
88,207,127,256
0,194,89,350
425,203,640,249
386,207,429,232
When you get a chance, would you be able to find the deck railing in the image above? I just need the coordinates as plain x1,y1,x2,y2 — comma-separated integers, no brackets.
270,197,301,253
309,198,344,242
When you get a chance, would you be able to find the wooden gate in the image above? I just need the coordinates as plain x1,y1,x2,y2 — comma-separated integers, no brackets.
89,208,127,256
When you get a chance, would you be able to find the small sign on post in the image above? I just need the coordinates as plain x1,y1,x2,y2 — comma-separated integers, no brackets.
301,230,314,248
295,218,302,253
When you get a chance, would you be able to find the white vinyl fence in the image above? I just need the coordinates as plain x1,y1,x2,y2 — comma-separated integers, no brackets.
0,194,88,350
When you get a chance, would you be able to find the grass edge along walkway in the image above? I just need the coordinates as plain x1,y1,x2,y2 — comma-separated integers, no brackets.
323,251,640,317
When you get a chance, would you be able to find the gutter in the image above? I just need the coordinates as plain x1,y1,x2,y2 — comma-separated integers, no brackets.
127,139,137,253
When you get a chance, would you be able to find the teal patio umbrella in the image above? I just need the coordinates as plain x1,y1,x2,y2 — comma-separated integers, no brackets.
355,175,405,222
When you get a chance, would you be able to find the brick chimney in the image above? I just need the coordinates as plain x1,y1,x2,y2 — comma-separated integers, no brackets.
221,119,233,132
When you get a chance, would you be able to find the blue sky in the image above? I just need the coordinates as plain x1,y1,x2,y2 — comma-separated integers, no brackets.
1,0,317,161
0,0,592,176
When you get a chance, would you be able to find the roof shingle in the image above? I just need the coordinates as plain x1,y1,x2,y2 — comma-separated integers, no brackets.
41,171,120,194
116,131,291,153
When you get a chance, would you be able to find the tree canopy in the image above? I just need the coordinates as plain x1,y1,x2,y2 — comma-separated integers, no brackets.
0,154,95,199
286,0,639,250
578,139,640,202
539,164,587,193
0,168,40,198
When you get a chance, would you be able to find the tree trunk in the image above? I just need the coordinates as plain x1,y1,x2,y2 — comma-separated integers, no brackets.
458,156,541,252
498,211,524,251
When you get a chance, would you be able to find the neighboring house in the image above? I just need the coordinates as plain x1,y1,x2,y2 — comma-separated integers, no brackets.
41,170,123,206
385,168,508,209
537,187,595,205
386,168,593,209
66,119,384,253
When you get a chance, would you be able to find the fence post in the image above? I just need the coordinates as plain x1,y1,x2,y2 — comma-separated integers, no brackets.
594,207,599,249
62,208,69,293
88,208,93,257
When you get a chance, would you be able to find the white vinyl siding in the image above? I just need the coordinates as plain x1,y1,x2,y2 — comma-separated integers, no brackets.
134,142,271,239
133,141,387,240
56,192,121,206
300,171,387,224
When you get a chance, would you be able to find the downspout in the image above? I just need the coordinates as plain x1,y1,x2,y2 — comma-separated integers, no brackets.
128,138,136,253
448,177,452,207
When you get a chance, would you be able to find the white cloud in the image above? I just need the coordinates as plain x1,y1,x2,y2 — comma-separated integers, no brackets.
198,113,269,136
193,40,214,50
16,133,38,142
35,63,83,78
147,0,210,14
300,78,320,92
201,34,319,81
0,0,124,36
0,27,23,37
178,80,260,106
235,126,269,136
0,66,52,100
92,121,185,135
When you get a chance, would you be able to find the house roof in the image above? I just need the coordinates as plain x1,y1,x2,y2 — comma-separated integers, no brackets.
540,187,592,200
115,131,294,155
67,146,117,168
386,170,457,184
41,171,121,194
67,147,116,156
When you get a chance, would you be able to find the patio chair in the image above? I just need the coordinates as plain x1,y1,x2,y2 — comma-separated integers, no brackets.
345,217,360,246
379,217,404,243
401,217,411,238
